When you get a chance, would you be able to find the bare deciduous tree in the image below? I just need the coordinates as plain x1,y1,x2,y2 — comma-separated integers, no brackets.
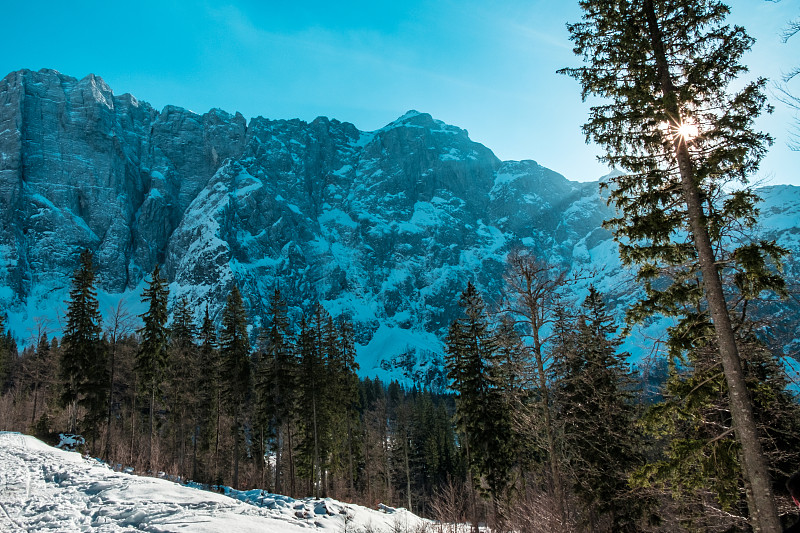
104,300,136,460
502,249,576,528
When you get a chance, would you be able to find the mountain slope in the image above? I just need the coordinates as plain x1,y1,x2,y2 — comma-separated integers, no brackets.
0,69,797,382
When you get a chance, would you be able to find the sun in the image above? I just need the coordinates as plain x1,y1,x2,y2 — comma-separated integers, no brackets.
675,122,698,140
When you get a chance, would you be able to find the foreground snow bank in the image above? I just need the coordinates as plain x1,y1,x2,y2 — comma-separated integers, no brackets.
0,432,429,532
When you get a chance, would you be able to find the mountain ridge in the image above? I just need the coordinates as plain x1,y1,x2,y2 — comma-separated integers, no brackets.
1,68,797,384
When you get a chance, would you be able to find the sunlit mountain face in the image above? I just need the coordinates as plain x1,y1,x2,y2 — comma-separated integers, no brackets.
1,69,798,385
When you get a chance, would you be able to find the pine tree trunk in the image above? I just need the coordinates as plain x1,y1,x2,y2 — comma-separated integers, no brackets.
288,423,296,497
365,429,372,504
492,497,501,533
385,445,391,504
347,417,354,496
192,424,198,481
678,153,779,533
383,415,392,504
129,378,137,467
260,427,267,492
276,425,283,494
312,395,319,498
214,389,221,483
464,436,478,533
642,1,780,530
69,398,78,434
404,435,412,512
180,406,186,479
149,386,155,472
104,343,115,460
233,418,240,489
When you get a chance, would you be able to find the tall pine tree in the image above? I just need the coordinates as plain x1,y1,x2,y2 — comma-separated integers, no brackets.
136,264,170,471
196,303,222,483
445,282,514,528
328,317,361,498
168,296,197,478
296,304,332,497
551,287,647,532
219,284,251,488
255,288,298,494
560,2,786,529
60,249,107,439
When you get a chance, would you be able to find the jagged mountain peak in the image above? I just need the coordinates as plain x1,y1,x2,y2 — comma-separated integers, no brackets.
1,69,798,386
397,109,424,121
380,109,469,137
78,72,113,92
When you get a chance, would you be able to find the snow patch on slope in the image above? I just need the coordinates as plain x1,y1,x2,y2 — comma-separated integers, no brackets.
0,432,430,533
357,325,445,386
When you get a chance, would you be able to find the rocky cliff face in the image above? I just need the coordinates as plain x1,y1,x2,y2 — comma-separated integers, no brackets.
0,69,248,295
1,69,796,382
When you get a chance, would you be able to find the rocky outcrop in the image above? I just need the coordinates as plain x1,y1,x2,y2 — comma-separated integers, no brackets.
0,69,248,295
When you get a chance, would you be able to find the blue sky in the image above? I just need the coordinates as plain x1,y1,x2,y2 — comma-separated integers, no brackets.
2,0,798,185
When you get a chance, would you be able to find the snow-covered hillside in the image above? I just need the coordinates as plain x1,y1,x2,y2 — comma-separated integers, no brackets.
0,432,429,532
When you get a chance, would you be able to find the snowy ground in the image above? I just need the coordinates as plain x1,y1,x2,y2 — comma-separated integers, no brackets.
0,432,429,532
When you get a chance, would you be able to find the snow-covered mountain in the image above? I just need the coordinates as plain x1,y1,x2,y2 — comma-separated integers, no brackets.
0,69,797,383
0,432,429,532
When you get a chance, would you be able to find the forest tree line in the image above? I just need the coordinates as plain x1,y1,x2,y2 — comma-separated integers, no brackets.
1,247,799,532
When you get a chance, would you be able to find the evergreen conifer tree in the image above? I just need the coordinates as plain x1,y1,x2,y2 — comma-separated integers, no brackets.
136,264,170,470
255,288,297,494
318,311,338,495
328,318,361,497
552,287,646,532
296,304,333,497
29,332,54,429
219,284,250,488
634,328,800,529
392,392,416,512
560,2,786,529
249,319,271,489
491,316,530,479
168,296,197,477
60,249,107,438
170,297,195,347
196,303,221,483
445,282,514,526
